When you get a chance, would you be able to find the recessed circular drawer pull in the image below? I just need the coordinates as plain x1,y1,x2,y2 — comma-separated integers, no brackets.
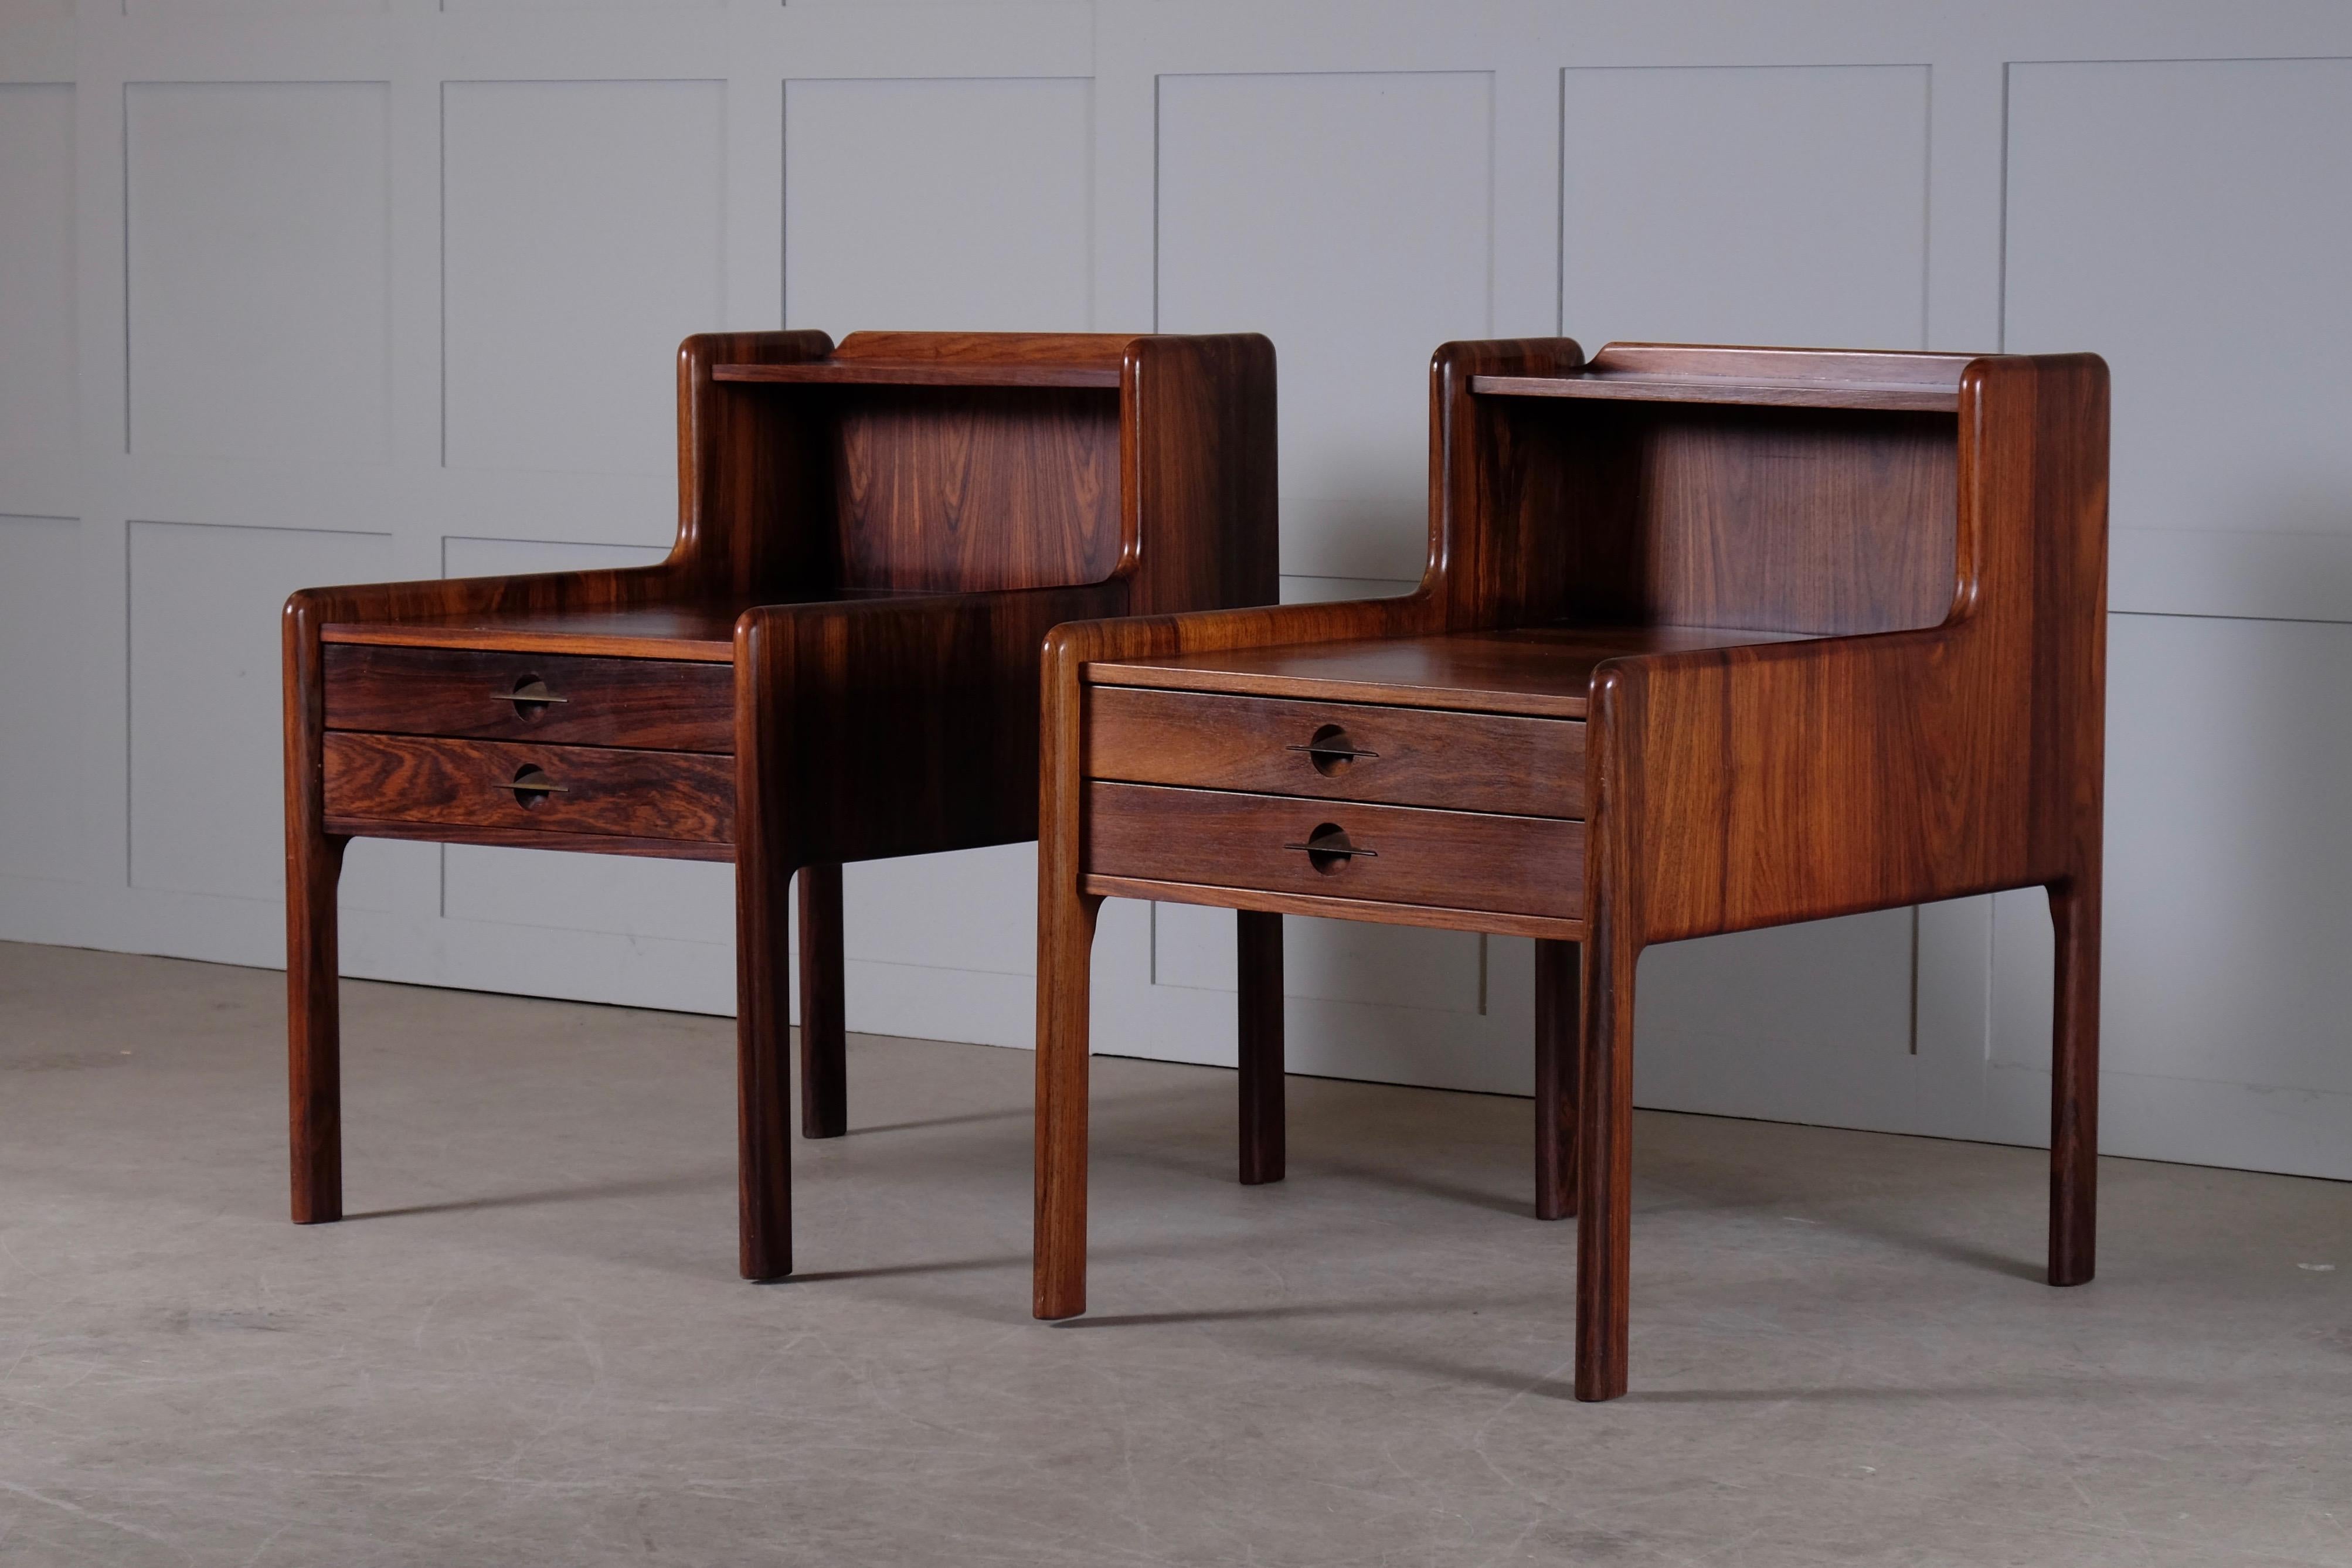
1285,723,1378,777
496,676,569,717
508,765,567,810
1282,822,1376,875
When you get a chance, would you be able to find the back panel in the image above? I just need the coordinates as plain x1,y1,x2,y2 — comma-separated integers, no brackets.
829,386,1124,594
1481,399,1959,635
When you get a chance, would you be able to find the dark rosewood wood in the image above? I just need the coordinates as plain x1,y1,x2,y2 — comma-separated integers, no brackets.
1085,686,1585,817
715,360,1121,389
321,733,735,845
1236,909,1284,1186
1086,783,1584,921
1534,938,1576,1223
1081,875,1581,943
288,329,1277,1281
797,863,847,1141
322,645,734,751
1036,339,2108,1406
321,817,733,862
1090,624,1815,717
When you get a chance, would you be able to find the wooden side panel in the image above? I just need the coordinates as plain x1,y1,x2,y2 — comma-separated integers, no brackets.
322,645,734,751
1606,355,2108,942
830,386,1123,593
1085,685,1585,818
1085,781,1583,920
322,733,733,844
1122,334,1280,615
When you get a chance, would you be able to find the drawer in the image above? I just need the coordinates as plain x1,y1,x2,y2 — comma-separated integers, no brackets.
1085,686,1582,818
1085,782,1581,920
323,733,733,845
322,645,733,753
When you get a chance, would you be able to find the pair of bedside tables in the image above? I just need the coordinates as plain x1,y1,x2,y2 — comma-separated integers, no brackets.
286,332,2107,1402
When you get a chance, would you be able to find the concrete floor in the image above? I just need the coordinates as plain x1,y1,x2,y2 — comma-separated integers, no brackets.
0,943,2346,1567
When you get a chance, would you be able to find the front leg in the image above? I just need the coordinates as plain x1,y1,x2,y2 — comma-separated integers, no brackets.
736,842,796,1281
1236,910,1284,1185
1034,888,1102,1319
1575,920,1637,1401
2048,870,2101,1286
287,828,348,1224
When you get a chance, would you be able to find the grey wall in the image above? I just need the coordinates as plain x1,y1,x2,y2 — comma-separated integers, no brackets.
2,2,2348,1180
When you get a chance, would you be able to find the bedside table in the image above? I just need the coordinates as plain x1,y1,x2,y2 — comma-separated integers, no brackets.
284,329,1277,1281
1033,339,2108,1402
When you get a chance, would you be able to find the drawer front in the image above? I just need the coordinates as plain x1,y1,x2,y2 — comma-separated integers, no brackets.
1085,686,1582,818
322,645,733,753
1085,782,1581,919
324,734,733,845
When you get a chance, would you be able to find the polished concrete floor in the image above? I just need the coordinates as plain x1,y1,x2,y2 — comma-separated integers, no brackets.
0,941,2346,1566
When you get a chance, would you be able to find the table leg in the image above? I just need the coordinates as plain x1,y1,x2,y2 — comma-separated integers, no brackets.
1236,910,1284,1185
737,846,794,1281
1034,889,1101,1320
1575,922,1637,1402
797,863,847,1140
288,828,347,1225
2048,869,2101,1287
1535,938,1578,1221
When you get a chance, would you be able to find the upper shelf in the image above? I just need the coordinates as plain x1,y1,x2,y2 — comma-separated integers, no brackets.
1467,373,1959,413
714,359,1122,390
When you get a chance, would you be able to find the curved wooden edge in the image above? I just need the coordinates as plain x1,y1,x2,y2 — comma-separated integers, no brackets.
321,817,733,861
1082,875,1583,942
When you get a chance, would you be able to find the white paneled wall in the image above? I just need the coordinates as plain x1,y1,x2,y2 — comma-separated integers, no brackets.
3,2,2349,1182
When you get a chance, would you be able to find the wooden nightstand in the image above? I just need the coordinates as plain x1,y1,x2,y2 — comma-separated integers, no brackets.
1033,339,2108,1401
284,329,1276,1280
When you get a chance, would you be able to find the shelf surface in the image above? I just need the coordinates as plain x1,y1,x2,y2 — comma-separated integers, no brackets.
1469,373,1959,413
322,590,916,662
713,360,1121,390
1086,623,1824,718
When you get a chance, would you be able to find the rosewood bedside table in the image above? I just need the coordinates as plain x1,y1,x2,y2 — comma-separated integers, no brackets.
284,329,1276,1280
1034,339,2108,1401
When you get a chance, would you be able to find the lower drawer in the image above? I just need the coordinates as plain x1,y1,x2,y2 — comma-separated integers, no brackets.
1084,781,1581,920
323,733,733,845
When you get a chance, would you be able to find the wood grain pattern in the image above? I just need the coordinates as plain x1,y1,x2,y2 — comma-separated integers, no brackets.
1470,373,1957,411
322,645,734,751
1085,686,1584,817
1236,909,1284,1186
1085,782,1584,920
1080,876,1583,942
322,733,735,844
290,330,1280,1280
1036,338,2107,1407
1091,623,1815,719
831,386,1121,593
714,360,1120,389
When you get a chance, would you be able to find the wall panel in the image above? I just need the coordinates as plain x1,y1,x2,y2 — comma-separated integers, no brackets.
784,76,1092,332
126,82,390,464
126,520,433,910
0,85,74,515
5,4,2351,1185
1560,64,1930,350
2007,58,2352,620
1157,70,1493,584
442,79,726,476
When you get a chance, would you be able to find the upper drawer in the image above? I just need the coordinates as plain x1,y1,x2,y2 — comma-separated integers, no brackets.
1084,686,1583,818
322,645,732,753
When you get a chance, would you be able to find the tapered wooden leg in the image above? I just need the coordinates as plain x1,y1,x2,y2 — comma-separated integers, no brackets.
1034,889,1102,1320
2048,871,2101,1287
1534,938,1578,1221
737,851,795,1281
287,829,348,1225
1575,923,1637,1402
1236,910,1284,1185
797,863,847,1140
